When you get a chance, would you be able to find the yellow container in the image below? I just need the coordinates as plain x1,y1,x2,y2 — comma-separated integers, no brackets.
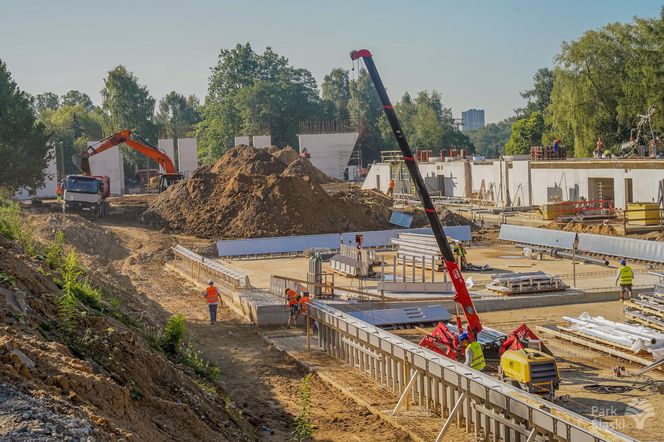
540,203,564,220
627,202,660,225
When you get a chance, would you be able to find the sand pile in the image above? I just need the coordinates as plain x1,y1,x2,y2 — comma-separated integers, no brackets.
142,146,394,239
544,221,619,236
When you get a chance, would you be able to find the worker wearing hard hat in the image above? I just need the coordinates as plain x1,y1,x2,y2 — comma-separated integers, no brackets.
459,332,486,371
615,259,634,301
203,280,221,324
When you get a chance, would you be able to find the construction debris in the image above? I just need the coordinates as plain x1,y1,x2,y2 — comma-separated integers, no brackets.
486,271,567,295
143,146,403,239
544,221,619,236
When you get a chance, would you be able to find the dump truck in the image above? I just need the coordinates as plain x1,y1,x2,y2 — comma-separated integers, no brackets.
62,174,110,217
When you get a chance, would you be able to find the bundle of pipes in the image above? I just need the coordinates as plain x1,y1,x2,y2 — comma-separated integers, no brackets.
487,271,567,295
563,312,664,358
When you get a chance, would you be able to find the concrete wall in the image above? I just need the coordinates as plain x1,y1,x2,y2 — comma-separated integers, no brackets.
13,148,57,199
361,163,391,193
157,139,175,173
298,132,358,180
509,160,531,206
176,138,198,176
440,161,469,197
87,141,124,195
252,135,272,148
234,136,250,146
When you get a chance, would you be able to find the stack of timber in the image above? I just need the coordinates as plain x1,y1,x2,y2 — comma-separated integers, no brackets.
624,283,664,332
486,271,567,295
538,313,664,365
390,233,444,270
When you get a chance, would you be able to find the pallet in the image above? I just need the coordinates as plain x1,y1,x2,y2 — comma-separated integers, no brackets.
624,299,664,320
625,309,664,333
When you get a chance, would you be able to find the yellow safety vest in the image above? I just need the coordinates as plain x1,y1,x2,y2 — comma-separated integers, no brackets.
468,341,486,371
619,266,633,285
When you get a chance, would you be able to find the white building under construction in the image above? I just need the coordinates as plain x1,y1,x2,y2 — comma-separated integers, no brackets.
363,154,664,210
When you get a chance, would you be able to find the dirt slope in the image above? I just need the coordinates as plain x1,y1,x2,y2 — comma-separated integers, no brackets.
0,232,250,441
142,146,397,239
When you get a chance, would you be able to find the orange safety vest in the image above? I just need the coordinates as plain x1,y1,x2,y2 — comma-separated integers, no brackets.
388,179,395,189
299,296,312,313
286,289,298,306
206,286,220,304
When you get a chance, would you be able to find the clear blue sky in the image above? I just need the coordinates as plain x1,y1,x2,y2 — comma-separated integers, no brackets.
2,0,662,123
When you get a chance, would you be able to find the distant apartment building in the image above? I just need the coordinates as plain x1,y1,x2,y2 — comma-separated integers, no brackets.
461,109,485,131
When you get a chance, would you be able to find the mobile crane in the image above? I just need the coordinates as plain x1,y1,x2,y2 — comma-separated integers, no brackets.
350,49,559,398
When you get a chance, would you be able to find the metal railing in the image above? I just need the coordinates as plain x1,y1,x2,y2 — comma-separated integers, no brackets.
171,245,251,290
308,301,635,442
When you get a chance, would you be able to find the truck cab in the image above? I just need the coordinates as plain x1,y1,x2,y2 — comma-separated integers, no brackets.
63,175,110,217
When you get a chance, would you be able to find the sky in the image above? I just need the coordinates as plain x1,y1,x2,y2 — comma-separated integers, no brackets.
1,0,662,123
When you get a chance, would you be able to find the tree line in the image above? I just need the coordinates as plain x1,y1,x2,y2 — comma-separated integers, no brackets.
470,7,664,158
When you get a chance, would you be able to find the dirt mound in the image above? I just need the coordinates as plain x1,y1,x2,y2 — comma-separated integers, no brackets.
29,213,128,264
283,157,333,184
270,145,300,165
142,146,395,239
0,233,249,441
438,207,479,229
545,221,619,236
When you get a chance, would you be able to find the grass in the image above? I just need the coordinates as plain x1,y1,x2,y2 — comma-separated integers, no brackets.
293,374,313,441
0,271,16,288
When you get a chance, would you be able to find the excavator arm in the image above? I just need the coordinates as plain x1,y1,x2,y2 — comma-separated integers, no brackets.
77,129,177,176
350,49,482,337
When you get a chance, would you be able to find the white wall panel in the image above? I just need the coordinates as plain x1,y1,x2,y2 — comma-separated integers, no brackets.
298,133,358,180
87,141,124,195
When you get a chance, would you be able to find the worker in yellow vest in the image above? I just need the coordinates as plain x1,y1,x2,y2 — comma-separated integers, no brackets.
203,280,221,324
459,332,486,371
615,259,634,301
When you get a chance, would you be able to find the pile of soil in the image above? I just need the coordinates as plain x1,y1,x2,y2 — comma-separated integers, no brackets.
0,234,250,441
544,221,619,236
142,146,397,239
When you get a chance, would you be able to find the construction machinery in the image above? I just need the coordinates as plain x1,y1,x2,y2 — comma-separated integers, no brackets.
74,129,183,193
351,49,559,398
62,174,110,217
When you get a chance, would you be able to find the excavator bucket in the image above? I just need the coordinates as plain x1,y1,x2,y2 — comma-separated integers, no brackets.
71,153,91,175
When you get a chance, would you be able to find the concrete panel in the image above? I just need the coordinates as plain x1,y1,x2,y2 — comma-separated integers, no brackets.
157,139,175,173
298,133,358,180
177,138,198,176
13,148,57,199
87,141,124,195
252,135,272,148
234,136,250,146
361,163,391,193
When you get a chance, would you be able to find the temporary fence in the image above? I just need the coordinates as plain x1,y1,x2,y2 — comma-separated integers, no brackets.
307,301,634,442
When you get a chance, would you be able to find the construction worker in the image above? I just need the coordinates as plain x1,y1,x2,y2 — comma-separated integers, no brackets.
387,179,395,197
458,242,468,269
285,287,299,326
459,332,486,371
295,291,312,323
56,179,64,202
615,259,634,301
203,280,221,324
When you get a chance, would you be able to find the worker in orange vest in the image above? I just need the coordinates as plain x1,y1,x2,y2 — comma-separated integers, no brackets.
387,179,395,197
285,288,299,326
203,280,221,324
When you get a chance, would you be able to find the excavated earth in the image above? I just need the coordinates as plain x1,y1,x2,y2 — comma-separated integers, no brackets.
142,146,402,239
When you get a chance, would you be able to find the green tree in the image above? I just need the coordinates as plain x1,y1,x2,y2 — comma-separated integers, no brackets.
322,68,350,121
157,92,201,168
349,68,383,163
34,92,60,114
517,68,554,117
0,60,51,191
505,111,544,155
61,90,94,111
467,118,514,158
100,65,157,171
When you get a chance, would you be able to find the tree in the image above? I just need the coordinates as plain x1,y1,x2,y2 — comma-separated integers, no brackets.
100,65,157,171
198,43,322,161
34,92,60,114
505,111,544,155
516,68,554,117
349,68,383,163
157,92,201,168
0,60,51,191
322,68,350,121
467,118,514,158
61,90,93,111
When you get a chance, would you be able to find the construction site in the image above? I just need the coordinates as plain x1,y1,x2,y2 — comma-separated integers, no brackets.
3,3,664,438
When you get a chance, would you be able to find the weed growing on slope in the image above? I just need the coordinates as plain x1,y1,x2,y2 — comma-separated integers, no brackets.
293,374,313,441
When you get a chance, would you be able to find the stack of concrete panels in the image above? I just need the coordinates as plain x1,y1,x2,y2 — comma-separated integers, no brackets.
487,271,567,295
390,227,472,270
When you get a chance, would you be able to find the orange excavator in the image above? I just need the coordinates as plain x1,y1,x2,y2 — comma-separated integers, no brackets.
75,129,183,193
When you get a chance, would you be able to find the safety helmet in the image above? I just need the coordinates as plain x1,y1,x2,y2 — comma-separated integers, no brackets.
620,259,626,266
458,332,469,341
208,279,214,285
